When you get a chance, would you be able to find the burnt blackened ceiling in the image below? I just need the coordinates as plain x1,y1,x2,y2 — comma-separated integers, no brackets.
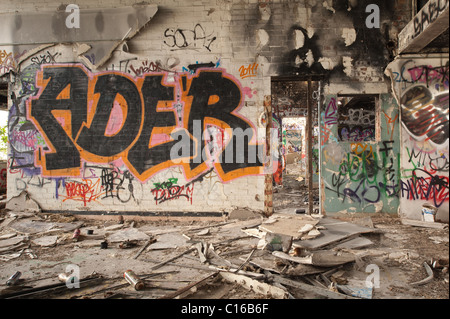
230,0,399,80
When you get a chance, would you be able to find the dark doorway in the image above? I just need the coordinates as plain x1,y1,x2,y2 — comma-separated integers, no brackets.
271,78,320,214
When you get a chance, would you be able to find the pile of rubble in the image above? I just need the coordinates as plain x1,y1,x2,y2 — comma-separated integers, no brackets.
0,202,448,299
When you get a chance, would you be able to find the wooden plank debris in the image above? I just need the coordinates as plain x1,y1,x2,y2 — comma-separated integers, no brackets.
0,275,104,299
220,272,289,299
133,237,157,259
270,274,359,299
159,272,219,299
209,266,266,279
149,247,196,271
285,264,331,277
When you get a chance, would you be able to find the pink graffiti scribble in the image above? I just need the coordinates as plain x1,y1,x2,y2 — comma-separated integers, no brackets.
12,130,38,148
105,100,125,136
242,87,257,99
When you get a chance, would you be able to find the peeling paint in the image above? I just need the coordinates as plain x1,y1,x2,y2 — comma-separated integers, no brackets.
305,49,314,67
347,0,358,11
343,56,353,76
306,27,315,39
374,201,383,213
294,29,305,49
257,29,270,48
342,27,357,46
318,57,337,70
259,4,272,21
322,0,336,13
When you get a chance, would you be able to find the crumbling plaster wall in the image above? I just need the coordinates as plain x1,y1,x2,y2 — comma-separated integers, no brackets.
386,54,449,223
1,0,413,217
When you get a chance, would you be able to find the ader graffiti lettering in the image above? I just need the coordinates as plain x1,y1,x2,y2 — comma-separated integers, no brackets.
28,64,263,182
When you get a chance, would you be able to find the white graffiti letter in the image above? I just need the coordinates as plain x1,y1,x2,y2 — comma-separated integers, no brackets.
66,4,80,29
365,4,380,29
365,264,380,288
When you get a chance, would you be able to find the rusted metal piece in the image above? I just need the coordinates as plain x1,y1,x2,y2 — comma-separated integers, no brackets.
307,78,314,216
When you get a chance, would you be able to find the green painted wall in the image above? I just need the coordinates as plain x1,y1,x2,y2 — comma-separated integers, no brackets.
320,94,400,214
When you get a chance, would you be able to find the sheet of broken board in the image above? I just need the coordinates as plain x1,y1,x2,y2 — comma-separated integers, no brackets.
0,210,380,299
230,212,378,299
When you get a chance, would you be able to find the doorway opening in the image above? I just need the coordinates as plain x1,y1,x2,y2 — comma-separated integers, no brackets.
271,77,320,215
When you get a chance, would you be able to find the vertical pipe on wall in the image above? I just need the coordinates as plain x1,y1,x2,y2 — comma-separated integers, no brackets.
264,95,273,217
317,80,322,215
307,78,313,215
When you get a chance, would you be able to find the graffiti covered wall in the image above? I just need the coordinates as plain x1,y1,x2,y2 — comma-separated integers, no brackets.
387,55,449,222
7,59,266,214
1,0,416,217
1,0,284,216
320,94,401,214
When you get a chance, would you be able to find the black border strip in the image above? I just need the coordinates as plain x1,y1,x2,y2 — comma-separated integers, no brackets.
43,210,225,218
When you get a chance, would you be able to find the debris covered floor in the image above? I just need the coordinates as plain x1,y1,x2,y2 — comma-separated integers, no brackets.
0,200,448,300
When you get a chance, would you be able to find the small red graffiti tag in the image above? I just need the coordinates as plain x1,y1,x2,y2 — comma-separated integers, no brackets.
62,179,104,206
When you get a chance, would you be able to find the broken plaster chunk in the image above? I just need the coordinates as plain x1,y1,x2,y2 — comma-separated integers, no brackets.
5,191,41,214
242,228,266,239
263,217,278,224
298,224,314,233
0,233,18,240
307,229,321,237
257,238,267,250
265,232,293,253
31,235,58,247
0,236,27,248
197,228,210,236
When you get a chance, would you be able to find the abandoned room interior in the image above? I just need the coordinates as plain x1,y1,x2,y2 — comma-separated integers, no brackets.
0,0,448,304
